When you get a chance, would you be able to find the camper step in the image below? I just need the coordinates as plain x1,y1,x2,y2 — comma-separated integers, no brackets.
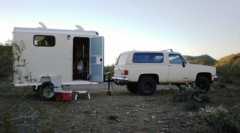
73,91,91,100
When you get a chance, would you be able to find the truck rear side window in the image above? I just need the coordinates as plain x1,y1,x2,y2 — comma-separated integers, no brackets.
33,35,55,47
116,53,129,65
133,53,164,63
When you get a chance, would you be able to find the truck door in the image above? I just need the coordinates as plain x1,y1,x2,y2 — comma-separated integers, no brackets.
90,37,104,82
168,53,189,83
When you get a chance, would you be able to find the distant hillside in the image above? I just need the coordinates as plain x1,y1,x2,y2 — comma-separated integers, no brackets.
216,53,240,68
215,53,240,82
184,55,217,66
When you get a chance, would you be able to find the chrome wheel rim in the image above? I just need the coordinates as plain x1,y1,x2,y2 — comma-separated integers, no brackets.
43,87,54,98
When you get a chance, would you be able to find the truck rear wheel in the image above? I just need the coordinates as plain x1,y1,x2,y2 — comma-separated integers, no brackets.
127,83,137,94
137,77,156,95
39,82,55,100
196,76,210,92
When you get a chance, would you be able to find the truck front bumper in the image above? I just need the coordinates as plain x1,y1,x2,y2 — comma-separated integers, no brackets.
112,76,128,85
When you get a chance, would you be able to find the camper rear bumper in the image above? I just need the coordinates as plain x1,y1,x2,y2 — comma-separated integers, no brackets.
112,76,128,85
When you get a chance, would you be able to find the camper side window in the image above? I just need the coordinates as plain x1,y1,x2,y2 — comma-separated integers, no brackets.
33,35,55,47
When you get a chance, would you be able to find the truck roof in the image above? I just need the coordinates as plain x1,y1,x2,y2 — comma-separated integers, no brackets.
121,50,181,55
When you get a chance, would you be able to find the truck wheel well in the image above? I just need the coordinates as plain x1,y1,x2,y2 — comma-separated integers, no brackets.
196,72,211,82
139,74,159,84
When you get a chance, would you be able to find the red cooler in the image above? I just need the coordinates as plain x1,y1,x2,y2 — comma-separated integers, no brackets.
55,90,73,102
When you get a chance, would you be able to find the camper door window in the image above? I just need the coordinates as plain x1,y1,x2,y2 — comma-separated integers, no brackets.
33,35,55,47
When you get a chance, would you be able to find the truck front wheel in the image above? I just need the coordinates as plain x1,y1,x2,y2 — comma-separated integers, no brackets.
196,76,210,92
137,77,156,95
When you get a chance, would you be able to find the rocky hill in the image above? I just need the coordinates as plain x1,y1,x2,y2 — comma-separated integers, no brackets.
184,55,217,66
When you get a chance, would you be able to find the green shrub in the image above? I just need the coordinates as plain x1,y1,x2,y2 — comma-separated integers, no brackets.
199,106,240,133
0,45,13,81
2,112,17,133
104,65,114,80
183,100,206,112
216,53,240,84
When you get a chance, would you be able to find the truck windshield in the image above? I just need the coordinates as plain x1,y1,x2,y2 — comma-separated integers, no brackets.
169,54,186,64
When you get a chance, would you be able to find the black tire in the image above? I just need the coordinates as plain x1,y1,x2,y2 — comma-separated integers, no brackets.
196,76,210,92
127,83,137,94
39,82,55,100
137,77,156,95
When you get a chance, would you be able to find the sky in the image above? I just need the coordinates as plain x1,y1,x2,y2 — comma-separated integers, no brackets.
0,0,239,65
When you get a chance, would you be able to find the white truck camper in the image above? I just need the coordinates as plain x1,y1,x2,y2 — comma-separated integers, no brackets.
12,23,104,99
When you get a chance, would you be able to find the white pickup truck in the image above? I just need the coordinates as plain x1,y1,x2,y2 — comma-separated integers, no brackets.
113,50,218,95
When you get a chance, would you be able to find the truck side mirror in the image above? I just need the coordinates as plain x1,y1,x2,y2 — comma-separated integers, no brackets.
182,61,186,68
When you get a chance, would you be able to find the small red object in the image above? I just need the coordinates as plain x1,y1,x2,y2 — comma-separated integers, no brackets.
55,90,73,102
122,69,128,75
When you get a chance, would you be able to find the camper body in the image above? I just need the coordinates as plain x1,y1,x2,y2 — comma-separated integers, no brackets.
13,26,104,88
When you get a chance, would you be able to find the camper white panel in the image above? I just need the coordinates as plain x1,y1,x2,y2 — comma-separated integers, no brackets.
13,32,73,84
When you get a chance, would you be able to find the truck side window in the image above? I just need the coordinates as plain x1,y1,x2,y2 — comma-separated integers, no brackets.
33,35,55,47
133,53,164,63
169,54,184,64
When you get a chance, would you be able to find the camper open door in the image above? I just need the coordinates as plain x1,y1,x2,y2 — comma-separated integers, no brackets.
90,37,104,82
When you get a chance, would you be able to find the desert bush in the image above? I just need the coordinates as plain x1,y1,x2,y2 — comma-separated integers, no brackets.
104,65,114,80
199,106,240,133
173,89,209,111
0,45,13,81
2,112,16,133
216,53,240,84
183,100,206,112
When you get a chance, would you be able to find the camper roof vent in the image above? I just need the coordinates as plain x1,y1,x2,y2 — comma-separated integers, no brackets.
75,25,84,31
38,22,47,29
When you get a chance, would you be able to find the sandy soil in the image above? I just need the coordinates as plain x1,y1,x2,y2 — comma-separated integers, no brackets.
0,82,239,133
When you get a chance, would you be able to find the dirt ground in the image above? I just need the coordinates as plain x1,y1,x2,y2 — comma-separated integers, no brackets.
0,82,239,133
